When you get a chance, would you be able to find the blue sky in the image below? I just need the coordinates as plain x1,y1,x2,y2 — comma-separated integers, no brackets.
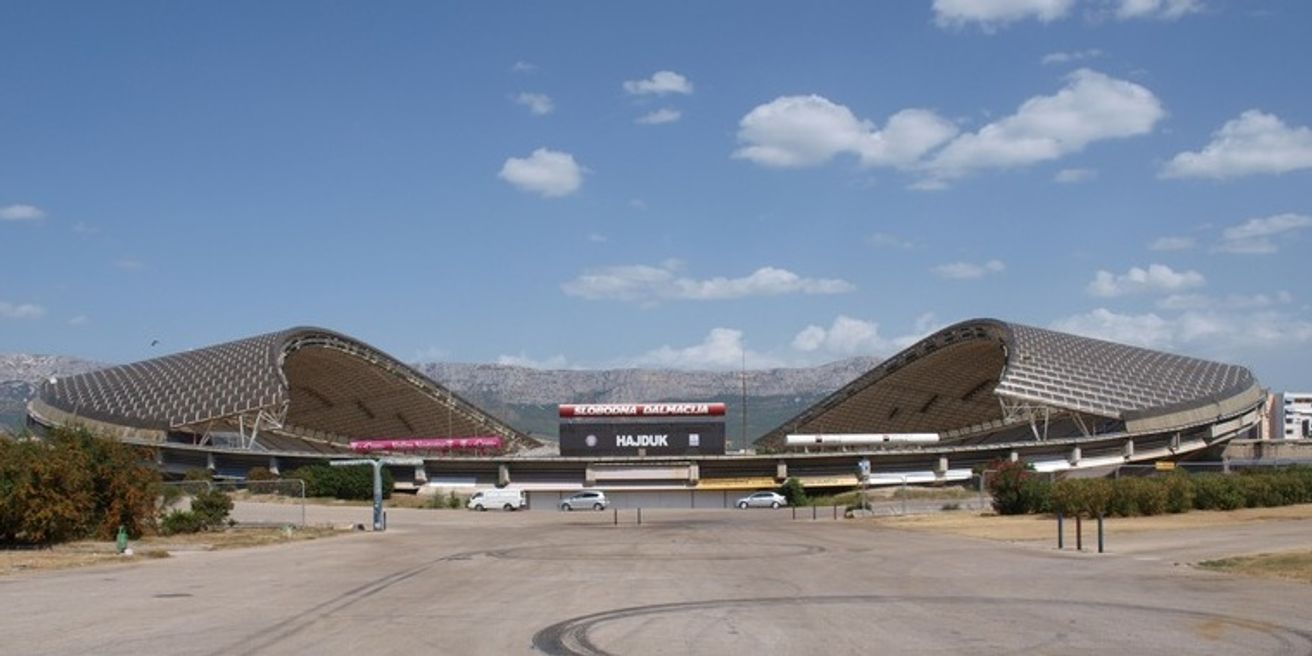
2,1,1311,390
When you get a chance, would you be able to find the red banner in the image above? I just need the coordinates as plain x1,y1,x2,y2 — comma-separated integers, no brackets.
348,437,502,452
558,402,726,418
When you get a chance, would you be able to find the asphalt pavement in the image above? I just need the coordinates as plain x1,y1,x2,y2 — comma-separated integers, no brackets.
1,503,1310,655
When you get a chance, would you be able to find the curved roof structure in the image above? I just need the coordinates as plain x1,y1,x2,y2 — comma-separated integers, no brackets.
758,318,1263,449
31,327,538,452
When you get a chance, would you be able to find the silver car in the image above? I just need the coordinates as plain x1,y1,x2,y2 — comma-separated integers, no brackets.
736,491,787,509
559,490,609,511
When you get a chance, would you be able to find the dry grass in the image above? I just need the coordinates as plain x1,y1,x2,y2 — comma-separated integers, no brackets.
1197,551,1312,584
1,548,169,576
0,526,342,576
867,504,1312,542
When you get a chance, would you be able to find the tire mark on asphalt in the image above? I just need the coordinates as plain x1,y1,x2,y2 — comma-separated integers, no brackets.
532,595,1312,656
213,550,482,655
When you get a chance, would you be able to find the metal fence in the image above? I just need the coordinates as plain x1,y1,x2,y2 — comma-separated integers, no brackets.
161,479,306,527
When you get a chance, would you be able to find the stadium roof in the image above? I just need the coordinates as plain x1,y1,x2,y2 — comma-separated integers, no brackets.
33,327,538,451
757,318,1263,448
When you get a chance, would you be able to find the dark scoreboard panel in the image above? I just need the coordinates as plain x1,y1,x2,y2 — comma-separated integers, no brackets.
559,421,726,456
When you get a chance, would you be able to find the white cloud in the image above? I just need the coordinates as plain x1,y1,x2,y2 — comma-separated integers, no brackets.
932,259,1005,280
924,69,1163,183
1086,263,1205,297
734,96,957,169
635,108,682,125
1041,49,1103,65
511,61,538,73
562,262,854,303
1149,236,1196,251
1113,0,1203,20
68,315,89,326
1216,213,1312,254
1157,291,1292,311
869,232,914,249
114,258,145,270
0,301,45,319
933,0,1076,30
513,92,554,115
72,221,98,236
623,71,693,96
790,315,932,357
627,328,779,370
496,352,571,369
1053,307,1312,353
1054,167,1097,183
586,233,608,243
1162,111,1312,179
0,204,45,221
499,148,584,197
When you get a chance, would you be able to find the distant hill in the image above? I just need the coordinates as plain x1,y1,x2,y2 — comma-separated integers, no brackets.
0,353,879,442
0,354,106,431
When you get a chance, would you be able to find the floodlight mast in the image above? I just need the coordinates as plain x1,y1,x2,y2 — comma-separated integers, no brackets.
331,457,423,531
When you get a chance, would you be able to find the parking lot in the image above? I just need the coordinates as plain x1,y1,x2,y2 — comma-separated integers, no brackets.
3,504,1311,655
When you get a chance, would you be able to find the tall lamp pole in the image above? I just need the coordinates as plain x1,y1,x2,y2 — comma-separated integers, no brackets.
740,348,747,453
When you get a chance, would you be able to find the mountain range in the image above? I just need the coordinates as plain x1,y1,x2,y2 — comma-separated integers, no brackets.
0,353,879,442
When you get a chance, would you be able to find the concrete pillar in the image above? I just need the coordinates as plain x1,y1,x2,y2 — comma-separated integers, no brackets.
497,463,510,487
776,460,788,481
688,462,700,485
584,464,596,488
1068,446,1081,466
1009,450,1019,462
414,464,428,484
206,452,216,473
1123,439,1134,459
935,456,949,478
268,456,281,476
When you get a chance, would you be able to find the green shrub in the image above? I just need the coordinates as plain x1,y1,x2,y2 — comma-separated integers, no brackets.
284,464,393,501
1192,475,1244,511
246,466,277,482
778,478,808,507
190,489,233,527
1050,479,1112,517
183,468,212,482
160,510,206,535
1162,474,1195,514
446,491,462,509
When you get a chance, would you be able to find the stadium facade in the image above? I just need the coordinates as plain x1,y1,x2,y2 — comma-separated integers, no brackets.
27,320,1267,506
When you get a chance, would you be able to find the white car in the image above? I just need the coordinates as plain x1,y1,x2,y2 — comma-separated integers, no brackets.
736,491,787,509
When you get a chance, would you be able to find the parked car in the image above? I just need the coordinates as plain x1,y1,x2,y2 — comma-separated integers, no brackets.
559,490,608,511
736,491,787,509
467,488,526,511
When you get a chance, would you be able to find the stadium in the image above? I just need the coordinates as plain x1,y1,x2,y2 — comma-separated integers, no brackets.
26,319,1266,508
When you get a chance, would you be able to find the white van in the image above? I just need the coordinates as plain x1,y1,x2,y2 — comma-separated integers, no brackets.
466,488,526,511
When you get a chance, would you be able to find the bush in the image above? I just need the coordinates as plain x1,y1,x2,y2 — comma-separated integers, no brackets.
0,427,160,545
190,489,233,527
985,459,1050,515
284,464,393,501
1192,475,1244,511
1162,474,1194,514
446,491,462,509
160,510,206,535
183,468,212,482
246,466,277,482
778,478,808,507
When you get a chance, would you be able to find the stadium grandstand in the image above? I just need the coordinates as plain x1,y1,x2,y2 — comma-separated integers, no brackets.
758,319,1264,476
27,327,539,466
25,319,1267,503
